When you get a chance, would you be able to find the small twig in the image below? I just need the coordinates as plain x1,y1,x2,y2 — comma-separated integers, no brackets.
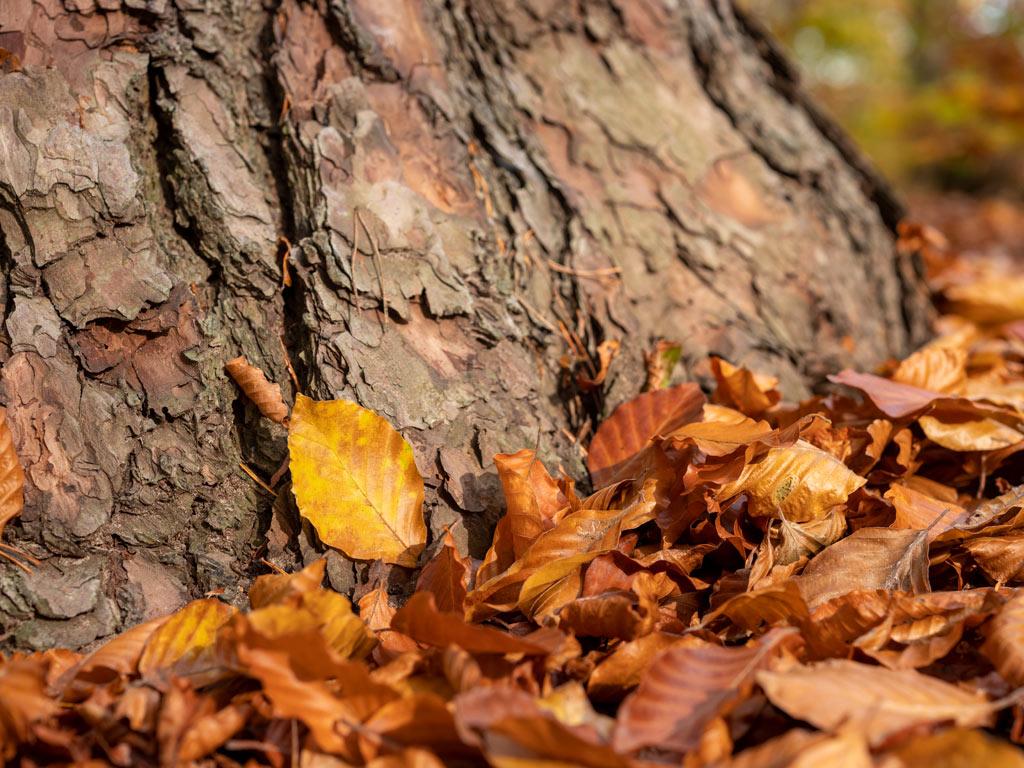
260,557,286,575
0,547,32,574
0,541,41,565
239,462,277,497
279,336,301,393
269,454,291,489
545,260,622,280
513,292,558,333
349,211,361,324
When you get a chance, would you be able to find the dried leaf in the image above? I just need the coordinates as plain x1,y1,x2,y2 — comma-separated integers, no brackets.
918,413,1024,452
644,340,681,391
886,484,966,541
137,598,236,681
587,633,703,701
889,727,1024,768
829,369,951,418
392,592,549,655
0,407,23,536
0,656,61,757
893,346,968,394
289,394,427,567
710,357,781,416
249,558,327,609
717,440,866,522
225,356,290,424
415,529,469,613
797,527,931,609
613,630,793,753
757,659,995,744
587,383,705,487
982,592,1024,687
495,449,562,557
964,535,1024,583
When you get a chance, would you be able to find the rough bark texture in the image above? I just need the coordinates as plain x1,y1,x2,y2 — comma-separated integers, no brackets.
0,0,931,651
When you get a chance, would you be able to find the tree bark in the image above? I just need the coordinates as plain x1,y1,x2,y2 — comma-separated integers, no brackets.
0,0,931,650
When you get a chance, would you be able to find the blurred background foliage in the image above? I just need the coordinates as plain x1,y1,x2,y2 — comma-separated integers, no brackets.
743,0,1024,199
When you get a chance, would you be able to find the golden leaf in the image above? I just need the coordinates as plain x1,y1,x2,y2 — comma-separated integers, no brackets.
717,440,866,522
137,598,236,681
918,414,1024,452
289,394,427,567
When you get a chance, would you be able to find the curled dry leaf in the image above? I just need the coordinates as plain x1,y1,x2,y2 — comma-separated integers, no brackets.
225,356,290,424
495,449,564,558
893,346,968,394
248,557,326,609
0,406,25,541
963,534,1024,583
0,656,62,759
756,658,995,745
415,529,470,613
716,440,866,522
289,394,427,567
981,592,1024,687
710,357,781,416
587,382,705,487
886,484,966,541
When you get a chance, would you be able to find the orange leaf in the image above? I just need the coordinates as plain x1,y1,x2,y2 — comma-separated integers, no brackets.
495,449,565,557
613,630,793,753
249,558,327,609
415,529,470,613
0,406,25,539
982,592,1024,687
710,357,781,416
885,484,966,541
391,592,549,655
757,659,994,744
225,356,290,424
587,383,705,487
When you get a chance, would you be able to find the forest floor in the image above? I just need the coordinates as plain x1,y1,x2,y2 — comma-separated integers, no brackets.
4,195,1024,766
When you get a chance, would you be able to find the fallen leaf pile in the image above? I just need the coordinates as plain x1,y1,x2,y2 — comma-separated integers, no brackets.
9,224,1024,766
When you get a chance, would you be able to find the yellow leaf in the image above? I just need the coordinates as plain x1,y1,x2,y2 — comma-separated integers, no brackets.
137,598,236,681
918,414,1024,452
717,440,866,522
249,558,327,609
289,394,427,567
517,553,599,620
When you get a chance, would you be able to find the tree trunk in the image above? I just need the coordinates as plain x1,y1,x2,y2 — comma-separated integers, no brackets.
0,0,931,650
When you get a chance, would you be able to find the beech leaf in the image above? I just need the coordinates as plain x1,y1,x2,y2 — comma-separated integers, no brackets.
225,356,290,424
757,659,995,744
717,440,866,522
587,383,705,487
289,394,427,567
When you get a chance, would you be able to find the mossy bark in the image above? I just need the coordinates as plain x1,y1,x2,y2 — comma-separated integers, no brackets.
0,0,931,650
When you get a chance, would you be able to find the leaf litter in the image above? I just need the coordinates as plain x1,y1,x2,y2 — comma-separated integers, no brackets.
9,224,1024,765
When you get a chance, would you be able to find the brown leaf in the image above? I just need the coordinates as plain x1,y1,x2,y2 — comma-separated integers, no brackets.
757,659,995,744
797,527,931,609
828,369,955,418
495,449,562,558
415,529,469,613
714,729,872,768
577,339,620,391
612,630,793,753
558,584,656,641
587,633,704,701
886,484,966,542
391,592,549,655
587,383,705,487
0,656,61,758
919,413,1024,452
358,587,397,632
225,356,290,424
177,702,253,762
982,592,1024,687
964,534,1024,583
711,578,810,632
